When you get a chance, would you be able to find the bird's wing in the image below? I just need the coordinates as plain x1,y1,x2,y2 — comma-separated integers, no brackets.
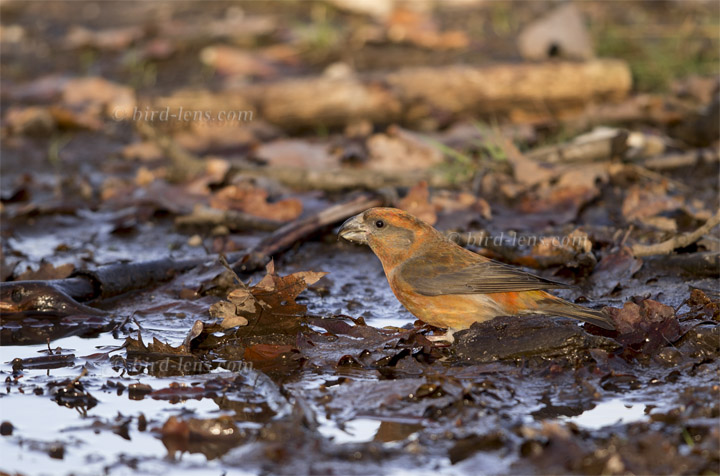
398,255,570,296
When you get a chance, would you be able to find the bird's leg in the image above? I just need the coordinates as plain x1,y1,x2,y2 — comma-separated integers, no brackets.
426,328,456,344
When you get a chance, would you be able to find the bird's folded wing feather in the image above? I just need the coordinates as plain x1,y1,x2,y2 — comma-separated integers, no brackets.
398,256,570,296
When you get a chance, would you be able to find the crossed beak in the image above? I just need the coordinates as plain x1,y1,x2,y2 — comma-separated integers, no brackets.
338,213,369,245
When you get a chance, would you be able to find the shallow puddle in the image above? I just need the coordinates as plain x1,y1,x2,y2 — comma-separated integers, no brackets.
563,399,647,429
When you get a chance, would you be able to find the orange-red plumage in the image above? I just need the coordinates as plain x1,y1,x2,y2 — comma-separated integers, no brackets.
338,207,615,339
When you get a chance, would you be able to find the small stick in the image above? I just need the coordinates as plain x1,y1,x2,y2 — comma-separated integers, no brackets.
632,210,720,257
218,254,250,289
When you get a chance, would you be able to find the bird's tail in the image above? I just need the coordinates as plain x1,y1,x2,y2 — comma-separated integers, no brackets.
532,295,616,330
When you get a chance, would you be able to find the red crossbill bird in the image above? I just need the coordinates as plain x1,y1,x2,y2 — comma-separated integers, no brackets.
338,207,615,342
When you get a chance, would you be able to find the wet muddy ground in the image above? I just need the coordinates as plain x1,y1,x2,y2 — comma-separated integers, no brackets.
2,1,719,475
2,220,719,475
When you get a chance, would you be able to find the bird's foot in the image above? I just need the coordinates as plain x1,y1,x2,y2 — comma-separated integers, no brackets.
426,329,456,345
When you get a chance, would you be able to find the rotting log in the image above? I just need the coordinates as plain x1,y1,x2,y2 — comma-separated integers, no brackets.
154,59,632,130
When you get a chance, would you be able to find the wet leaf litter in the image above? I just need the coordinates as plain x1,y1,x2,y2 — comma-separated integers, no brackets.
1,1,719,475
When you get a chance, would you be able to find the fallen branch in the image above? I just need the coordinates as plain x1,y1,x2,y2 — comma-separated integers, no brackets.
233,192,388,272
632,211,720,257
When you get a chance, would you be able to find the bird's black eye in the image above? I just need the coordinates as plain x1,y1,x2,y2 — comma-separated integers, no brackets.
375,220,385,229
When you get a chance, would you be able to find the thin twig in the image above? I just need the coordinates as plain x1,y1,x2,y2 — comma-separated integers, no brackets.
632,210,720,257
219,254,249,288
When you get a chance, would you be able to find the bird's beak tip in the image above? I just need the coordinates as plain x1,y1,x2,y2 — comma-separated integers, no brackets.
338,214,368,245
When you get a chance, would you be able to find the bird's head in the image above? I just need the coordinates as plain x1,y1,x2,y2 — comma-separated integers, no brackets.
338,207,441,269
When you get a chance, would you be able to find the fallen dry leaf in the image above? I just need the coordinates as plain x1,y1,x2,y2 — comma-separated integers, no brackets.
555,163,610,190
534,229,591,256
135,166,164,186
672,75,720,106
62,77,136,120
432,191,492,229
210,260,327,329
517,185,599,227
4,106,55,136
159,12,276,42
257,44,301,66
244,343,295,362
174,158,231,197
151,383,206,402
121,141,164,162
174,122,258,154
608,299,680,354
685,289,720,321
102,178,208,215
209,183,302,222
47,104,104,130
200,45,277,78
366,126,443,172
590,246,643,298
65,25,144,51
5,74,68,103
161,415,244,457
622,182,683,223
17,261,74,281
161,416,190,441
327,0,394,19
209,286,255,329
500,132,557,187
251,260,327,316
100,177,135,202
125,328,194,361
139,38,175,61
398,181,437,225
227,287,258,313
254,139,338,169
385,7,469,50
209,300,249,329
